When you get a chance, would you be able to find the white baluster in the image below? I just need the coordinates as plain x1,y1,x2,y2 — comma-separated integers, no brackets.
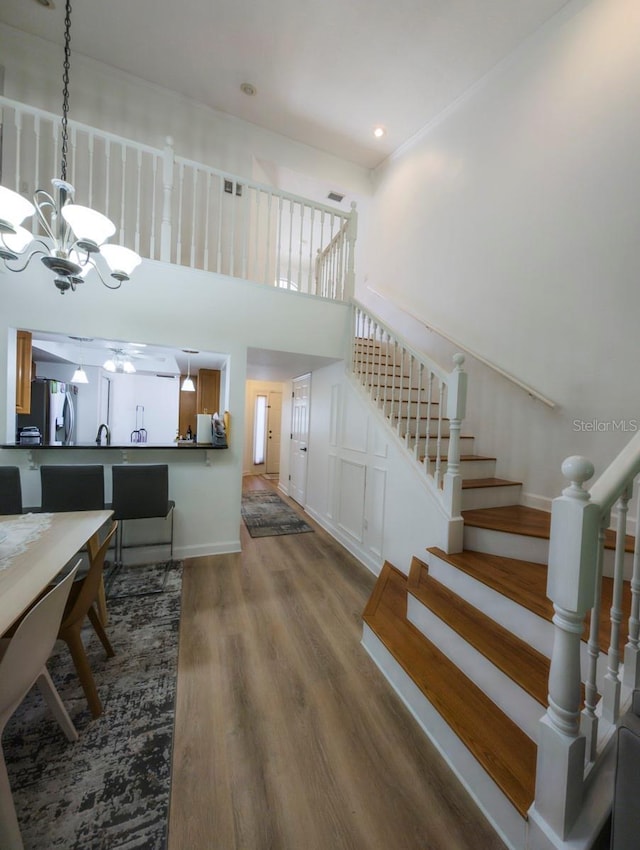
150,155,158,259
119,144,126,243
434,381,444,487
87,132,94,206
229,180,237,277
308,206,315,294
264,192,273,286
424,371,433,475
135,148,142,254
176,161,184,265
240,182,248,280
405,355,414,448
160,136,173,263
190,168,198,268
396,346,405,436
276,195,284,287
286,198,294,288
581,520,607,762
345,202,357,301
414,362,425,461
203,172,212,270
70,126,77,189
624,482,640,689
602,486,631,724
104,138,111,222
442,354,467,519
534,456,600,840
216,177,224,274
14,111,23,193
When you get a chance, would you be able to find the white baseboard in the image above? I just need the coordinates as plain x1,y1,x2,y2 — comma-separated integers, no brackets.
305,505,382,577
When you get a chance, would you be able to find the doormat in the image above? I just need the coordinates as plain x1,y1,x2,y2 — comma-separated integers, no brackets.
3,560,182,850
241,490,314,538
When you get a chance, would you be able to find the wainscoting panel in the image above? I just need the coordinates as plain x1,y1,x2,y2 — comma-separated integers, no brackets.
365,465,387,558
337,459,366,543
330,384,340,447
326,452,336,520
342,392,369,454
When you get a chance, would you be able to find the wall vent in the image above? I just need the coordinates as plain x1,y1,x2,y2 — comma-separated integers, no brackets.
327,191,344,203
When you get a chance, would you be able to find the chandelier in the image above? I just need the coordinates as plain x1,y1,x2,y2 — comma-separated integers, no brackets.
0,0,141,294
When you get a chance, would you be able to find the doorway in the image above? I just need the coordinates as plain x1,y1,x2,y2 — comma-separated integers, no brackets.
289,373,310,506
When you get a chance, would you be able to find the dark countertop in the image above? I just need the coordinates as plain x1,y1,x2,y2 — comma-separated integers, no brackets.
1,442,226,449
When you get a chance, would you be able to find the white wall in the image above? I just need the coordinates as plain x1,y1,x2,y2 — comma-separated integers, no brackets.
361,0,640,502
304,361,450,575
107,372,180,445
1,259,351,559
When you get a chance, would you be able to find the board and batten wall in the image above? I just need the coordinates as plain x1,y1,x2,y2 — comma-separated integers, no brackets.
297,361,449,576
361,0,640,507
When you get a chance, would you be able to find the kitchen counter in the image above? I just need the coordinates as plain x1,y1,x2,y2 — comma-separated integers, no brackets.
2,442,226,449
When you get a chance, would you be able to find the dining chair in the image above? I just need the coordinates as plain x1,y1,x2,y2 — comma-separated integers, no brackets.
110,465,175,595
0,567,79,850
40,465,105,513
57,522,117,719
0,467,22,515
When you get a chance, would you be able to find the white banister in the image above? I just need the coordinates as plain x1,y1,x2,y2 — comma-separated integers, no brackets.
1,96,354,302
351,301,467,546
537,442,640,842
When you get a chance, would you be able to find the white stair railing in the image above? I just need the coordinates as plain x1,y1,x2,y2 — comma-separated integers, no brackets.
352,301,467,550
0,95,356,300
534,442,640,840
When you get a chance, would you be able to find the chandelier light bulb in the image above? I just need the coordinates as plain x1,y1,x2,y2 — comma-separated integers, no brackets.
0,186,35,231
61,203,116,249
100,244,142,280
0,226,34,260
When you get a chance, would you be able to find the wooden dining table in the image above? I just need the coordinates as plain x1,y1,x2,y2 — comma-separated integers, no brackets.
0,510,113,636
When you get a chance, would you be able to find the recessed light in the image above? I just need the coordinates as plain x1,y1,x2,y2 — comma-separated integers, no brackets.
373,126,386,139
240,82,257,96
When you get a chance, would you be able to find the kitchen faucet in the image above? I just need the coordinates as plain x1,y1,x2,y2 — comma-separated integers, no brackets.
96,423,111,446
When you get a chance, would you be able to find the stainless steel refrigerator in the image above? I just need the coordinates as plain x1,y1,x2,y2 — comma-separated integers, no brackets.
17,379,78,445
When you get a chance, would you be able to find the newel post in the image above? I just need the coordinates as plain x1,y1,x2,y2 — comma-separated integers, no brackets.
442,353,467,552
532,456,600,840
160,136,174,263
344,201,357,302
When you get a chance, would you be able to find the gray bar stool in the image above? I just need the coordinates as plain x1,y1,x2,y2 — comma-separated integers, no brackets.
0,467,22,515
40,465,105,512
109,464,175,595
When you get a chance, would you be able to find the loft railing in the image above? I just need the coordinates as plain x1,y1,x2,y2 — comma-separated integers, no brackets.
0,95,356,300
534,443,640,840
351,301,467,551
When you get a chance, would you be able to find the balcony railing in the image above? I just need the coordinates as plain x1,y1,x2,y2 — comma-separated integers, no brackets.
0,96,357,301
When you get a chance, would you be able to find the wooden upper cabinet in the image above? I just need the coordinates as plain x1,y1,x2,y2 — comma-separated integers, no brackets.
197,369,221,415
15,330,33,414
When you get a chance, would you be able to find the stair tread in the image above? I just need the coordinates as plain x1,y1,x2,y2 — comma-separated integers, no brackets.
363,562,536,818
462,504,635,552
462,477,522,490
408,557,549,706
428,547,632,655
427,454,496,462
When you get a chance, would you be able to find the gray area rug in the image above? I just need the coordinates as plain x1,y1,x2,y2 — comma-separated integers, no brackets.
241,490,314,538
3,561,182,850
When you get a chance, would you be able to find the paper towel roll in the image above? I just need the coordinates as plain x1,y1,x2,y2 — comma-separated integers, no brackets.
196,413,212,444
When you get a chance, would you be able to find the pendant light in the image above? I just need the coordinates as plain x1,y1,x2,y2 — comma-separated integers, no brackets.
71,365,89,383
181,350,197,392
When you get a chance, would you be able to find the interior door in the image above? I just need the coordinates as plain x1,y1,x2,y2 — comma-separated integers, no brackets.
289,374,310,505
266,390,282,474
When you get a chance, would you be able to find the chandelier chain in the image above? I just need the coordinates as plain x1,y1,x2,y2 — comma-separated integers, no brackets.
60,0,72,182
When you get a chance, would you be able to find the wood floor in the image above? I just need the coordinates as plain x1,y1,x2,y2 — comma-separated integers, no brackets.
168,476,507,850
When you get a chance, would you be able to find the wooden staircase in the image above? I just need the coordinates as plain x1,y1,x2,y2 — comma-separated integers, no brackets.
362,503,633,848
354,333,633,846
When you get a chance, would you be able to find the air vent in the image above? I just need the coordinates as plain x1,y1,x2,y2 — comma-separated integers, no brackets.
156,374,177,379
327,191,344,203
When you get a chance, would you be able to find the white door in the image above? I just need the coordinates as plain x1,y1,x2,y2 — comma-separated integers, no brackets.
290,374,310,505
266,390,282,475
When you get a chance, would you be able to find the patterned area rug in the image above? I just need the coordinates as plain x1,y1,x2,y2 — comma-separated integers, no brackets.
241,490,314,538
3,561,182,850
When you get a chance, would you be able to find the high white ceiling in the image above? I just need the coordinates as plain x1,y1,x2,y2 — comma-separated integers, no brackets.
1,0,572,169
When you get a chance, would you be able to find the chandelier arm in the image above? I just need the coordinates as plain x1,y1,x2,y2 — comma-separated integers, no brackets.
1,242,50,273
32,192,59,243
91,259,123,290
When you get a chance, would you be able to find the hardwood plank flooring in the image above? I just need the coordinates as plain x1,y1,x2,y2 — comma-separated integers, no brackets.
168,476,507,850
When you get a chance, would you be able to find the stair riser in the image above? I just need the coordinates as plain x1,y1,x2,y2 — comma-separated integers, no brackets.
463,527,635,578
427,552,608,691
361,624,528,850
461,485,523,511
406,595,544,741
384,417,451,438
418,458,497,480
373,386,433,403
428,551,553,657
396,435,475,455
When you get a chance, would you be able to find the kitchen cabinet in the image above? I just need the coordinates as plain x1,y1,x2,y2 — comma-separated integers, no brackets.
197,369,220,415
15,330,33,414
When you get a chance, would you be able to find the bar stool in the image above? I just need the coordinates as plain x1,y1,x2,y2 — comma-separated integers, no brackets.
40,465,105,513
110,464,175,595
0,467,22,515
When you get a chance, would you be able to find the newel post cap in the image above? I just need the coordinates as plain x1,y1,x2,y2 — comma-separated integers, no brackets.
561,456,594,500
